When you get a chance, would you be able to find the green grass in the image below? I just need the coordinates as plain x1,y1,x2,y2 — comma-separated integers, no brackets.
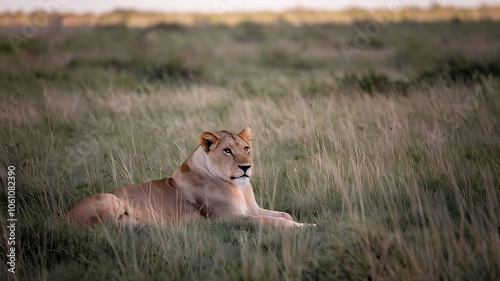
1,21,500,280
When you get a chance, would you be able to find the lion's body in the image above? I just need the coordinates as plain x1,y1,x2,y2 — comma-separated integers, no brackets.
67,127,312,227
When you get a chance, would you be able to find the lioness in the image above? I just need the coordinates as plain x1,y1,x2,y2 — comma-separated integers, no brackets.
68,127,313,227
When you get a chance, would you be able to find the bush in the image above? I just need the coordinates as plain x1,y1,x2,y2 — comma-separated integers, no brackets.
65,57,204,85
340,72,409,95
417,57,500,84
260,47,316,70
232,22,267,42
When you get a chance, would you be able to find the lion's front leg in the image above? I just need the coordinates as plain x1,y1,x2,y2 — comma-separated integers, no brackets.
241,185,315,227
258,208,294,221
255,209,314,227
257,209,316,227
241,215,303,227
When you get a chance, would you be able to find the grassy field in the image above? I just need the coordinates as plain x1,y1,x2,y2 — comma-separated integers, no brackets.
1,20,500,280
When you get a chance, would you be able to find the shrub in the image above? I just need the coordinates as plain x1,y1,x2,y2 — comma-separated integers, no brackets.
260,48,316,70
232,22,267,42
65,57,204,85
340,72,409,95
417,57,500,84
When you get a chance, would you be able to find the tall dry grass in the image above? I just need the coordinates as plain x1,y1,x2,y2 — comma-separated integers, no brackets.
1,78,498,280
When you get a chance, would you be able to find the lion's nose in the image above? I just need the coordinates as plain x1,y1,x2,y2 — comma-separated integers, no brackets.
238,165,251,172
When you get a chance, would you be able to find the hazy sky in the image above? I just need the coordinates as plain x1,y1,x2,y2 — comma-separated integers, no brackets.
1,0,499,13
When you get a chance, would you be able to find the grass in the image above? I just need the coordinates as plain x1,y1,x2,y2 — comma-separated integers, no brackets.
0,21,499,280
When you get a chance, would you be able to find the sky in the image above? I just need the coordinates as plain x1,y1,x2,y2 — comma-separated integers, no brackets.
1,0,499,13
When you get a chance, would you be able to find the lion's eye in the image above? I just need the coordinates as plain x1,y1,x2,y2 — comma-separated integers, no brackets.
244,147,250,153
223,148,232,155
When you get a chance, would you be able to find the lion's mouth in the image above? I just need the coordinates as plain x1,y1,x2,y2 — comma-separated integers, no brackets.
231,174,249,180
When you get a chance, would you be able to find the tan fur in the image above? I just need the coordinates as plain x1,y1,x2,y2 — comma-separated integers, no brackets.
67,127,314,227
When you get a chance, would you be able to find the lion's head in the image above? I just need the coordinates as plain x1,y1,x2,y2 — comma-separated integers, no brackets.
199,127,254,186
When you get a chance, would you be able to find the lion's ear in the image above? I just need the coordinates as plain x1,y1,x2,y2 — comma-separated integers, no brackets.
238,126,254,142
199,131,220,152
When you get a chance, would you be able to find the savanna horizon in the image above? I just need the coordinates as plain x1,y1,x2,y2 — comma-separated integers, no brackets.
1,5,500,28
